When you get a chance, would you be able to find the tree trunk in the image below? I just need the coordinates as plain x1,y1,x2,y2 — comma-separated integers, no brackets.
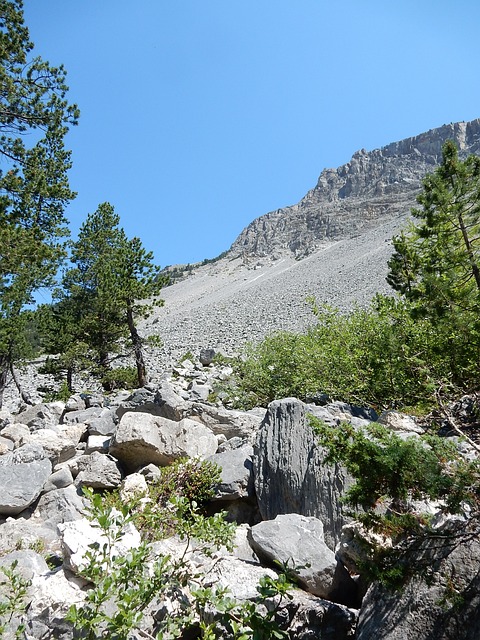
0,355,8,409
457,211,480,293
67,366,73,393
9,363,33,405
126,303,147,387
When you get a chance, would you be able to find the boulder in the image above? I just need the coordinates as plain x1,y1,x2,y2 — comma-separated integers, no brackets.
28,428,76,465
248,514,340,600
59,516,141,576
32,485,86,530
75,451,124,489
0,444,52,515
253,398,351,549
187,403,263,440
377,410,424,434
14,402,64,431
109,412,218,472
208,444,255,501
43,467,74,493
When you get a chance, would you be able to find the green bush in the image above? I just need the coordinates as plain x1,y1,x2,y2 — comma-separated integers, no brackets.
230,296,479,411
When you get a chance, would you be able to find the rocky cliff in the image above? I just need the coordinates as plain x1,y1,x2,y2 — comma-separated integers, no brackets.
230,119,480,259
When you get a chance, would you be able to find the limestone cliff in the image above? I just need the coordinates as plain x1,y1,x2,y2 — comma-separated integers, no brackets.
230,119,480,259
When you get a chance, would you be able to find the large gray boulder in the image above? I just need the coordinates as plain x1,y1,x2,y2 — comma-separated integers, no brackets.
109,412,218,472
253,398,350,549
0,444,52,515
356,519,480,640
249,514,339,600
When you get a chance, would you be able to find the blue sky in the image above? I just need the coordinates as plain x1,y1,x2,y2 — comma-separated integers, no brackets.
23,0,480,268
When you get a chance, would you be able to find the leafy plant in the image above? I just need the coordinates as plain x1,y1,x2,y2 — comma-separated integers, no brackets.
0,560,31,638
67,487,292,639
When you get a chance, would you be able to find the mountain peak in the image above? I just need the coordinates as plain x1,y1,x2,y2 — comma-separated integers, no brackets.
230,118,480,260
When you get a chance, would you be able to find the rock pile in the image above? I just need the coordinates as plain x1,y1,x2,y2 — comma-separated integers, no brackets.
1,354,478,638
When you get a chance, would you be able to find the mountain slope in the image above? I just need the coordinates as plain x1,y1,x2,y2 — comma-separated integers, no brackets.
141,118,480,373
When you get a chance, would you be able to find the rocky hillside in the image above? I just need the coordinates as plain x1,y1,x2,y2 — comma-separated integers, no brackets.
230,119,480,259
137,118,480,372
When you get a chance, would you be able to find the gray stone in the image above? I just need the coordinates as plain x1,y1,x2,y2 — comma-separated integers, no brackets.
187,403,262,440
62,406,108,425
253,398,351,550
199,348,216,366
109,412,218,472
32,486,86,529
152,381,190,421
28,428,76,465
249,514,338,599
188,380,211,401
377,410,424,434
209,444,254,501
0,422,30,448
85,434,111,454
43,467,74,492
0,445,52,515
75,451,124,489
14,402,63,431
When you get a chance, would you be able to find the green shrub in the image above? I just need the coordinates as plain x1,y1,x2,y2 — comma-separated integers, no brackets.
229,296,479,411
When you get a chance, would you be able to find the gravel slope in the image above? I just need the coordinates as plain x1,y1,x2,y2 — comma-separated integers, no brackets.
141,215,406,376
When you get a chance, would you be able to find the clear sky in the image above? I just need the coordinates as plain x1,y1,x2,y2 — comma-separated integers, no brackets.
23,0,480,268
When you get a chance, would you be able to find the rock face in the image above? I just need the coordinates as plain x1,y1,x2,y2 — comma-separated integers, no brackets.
356,519,480,640
231,119,480,259
253,398,350,549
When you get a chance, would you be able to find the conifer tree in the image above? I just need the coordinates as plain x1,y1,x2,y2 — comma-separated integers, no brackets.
56,203,165,390
0,0,79,406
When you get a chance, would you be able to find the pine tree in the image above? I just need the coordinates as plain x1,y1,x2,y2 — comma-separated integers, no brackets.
0,0,79,406
56,203,165,390
387,140,480,387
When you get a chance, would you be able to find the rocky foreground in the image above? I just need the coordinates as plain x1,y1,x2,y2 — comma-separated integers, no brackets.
1,356,479,639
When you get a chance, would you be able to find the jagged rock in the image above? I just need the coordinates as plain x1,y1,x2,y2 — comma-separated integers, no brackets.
248,514,340,600
109,412,218,472
277,589,358,640
336,521,393,577
0,409,14,428
152,381,190,421
119,473,148,503
0,422,32,448
75,451,124,489
187,403,263,440
26,568,85,640
209,444,254,501
31,486,86,530
14,402,64,431
0,518,59,556
115,387,163,420
356,519,480,640
86,410,117,436
253,398,350,550
85,434,111,454
187,380,211,401
64,394,87,412
0,444,52,515
62,406,110,426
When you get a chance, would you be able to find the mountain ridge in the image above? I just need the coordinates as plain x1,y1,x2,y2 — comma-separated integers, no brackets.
230,118,480,259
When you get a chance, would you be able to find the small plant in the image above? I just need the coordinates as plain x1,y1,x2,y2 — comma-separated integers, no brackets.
100,366,138,390
67,487,291,639
0,560,31,638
